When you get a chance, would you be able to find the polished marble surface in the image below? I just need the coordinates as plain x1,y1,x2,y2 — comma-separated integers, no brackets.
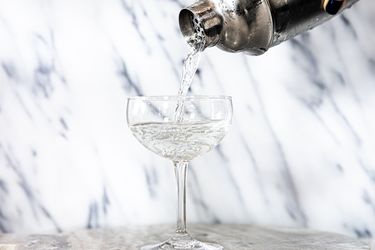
0,224,370,250
0,0,374,237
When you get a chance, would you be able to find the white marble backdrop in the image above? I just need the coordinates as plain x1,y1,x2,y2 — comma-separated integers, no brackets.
0,0,374,238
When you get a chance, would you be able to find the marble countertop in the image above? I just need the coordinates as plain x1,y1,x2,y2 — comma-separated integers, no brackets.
0,224,370,250
0,0,375,236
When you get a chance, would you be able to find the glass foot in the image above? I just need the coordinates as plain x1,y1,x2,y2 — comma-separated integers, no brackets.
141,233,223,250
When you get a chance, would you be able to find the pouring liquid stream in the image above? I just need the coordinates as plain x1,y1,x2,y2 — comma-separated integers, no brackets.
174,18,206,122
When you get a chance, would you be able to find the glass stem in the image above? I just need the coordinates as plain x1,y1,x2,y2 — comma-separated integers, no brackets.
174,161,189,234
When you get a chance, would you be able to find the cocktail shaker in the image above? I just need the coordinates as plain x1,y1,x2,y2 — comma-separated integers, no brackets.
179,0,359,55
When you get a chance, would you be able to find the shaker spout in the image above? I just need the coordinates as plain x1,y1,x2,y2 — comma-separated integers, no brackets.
178,0,274,55
179,0,223,50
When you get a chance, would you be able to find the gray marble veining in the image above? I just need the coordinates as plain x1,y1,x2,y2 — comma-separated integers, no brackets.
0,0,374,238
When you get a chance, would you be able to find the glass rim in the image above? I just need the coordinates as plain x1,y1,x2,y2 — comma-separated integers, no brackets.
127,95,232,101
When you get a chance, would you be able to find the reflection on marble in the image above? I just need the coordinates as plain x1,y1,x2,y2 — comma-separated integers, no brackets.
0,225,370,250
0,0,374,238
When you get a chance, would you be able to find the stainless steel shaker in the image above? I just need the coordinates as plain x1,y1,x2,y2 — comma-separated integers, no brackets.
179,0,359,55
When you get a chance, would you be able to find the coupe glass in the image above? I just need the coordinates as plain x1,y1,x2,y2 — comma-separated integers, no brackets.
127,95,233,250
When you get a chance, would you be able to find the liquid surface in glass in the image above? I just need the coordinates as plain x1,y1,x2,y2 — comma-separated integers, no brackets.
130,120,229,162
